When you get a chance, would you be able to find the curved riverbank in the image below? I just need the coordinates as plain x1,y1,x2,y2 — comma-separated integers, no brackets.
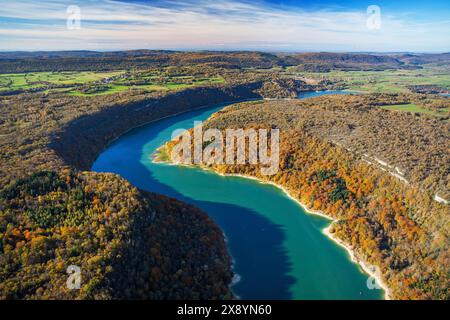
151,92,450,300
221,172,391,300
153,154,390,299
93,99,385,299
151,91,397,299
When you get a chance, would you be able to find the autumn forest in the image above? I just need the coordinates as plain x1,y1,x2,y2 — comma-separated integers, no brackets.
0,50,449,300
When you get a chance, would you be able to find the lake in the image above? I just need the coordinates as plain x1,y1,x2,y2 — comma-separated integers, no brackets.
92,91,384,300
297,90,358,99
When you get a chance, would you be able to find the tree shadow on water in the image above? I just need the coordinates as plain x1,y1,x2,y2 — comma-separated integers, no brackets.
198,200,296,299
143,165,295,299
94,161,295,299
147,170,296,299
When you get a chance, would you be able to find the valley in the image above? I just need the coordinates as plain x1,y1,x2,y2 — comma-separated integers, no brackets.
0,51,448,300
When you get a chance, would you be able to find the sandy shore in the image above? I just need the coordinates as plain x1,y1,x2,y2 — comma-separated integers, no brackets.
152,151,392,300
322,226,391,300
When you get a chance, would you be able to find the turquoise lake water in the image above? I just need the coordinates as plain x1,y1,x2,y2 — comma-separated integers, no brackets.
297,90,358,99
92,91,384,300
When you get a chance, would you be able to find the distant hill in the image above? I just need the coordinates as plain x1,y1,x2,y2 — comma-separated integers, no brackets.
0,51,280,73
395,53,450,65
1,50,448,74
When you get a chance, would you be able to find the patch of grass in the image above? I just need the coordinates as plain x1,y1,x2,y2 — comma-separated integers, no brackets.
0,71,225,96
165,83,191,90
0,71,125,92
68,85,131,96
68,76,225,96
195,76,225,84
380,103,449,117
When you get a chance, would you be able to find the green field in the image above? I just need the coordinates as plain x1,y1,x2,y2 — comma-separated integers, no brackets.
67,85,131,96
67,76,224,96
0,71,124,92
380,103,449,117
0,70,225,96
3,64,448,97
288,66,450,93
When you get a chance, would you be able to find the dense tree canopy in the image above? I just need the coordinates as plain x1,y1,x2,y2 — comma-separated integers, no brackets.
0,170,232,299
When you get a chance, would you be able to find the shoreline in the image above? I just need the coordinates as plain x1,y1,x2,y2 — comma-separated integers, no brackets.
322,225,391,300
209,170,392,300
153,150,391,300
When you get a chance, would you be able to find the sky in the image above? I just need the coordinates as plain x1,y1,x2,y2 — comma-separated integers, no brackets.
0,0,449,52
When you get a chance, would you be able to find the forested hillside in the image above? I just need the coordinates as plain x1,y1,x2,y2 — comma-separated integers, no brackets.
2,51,445,74
0,170,232,299
0,51,282,73
201,94,449,198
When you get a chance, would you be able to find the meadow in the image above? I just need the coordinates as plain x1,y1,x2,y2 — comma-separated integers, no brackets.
380,103,449,117
287,65,450,93
0,71,124,92
0,70,225,96
69,74,225,96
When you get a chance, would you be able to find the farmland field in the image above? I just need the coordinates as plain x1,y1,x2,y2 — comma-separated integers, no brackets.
379,103,449,117
286,66,450,93
0,71,124,92
0,70,225,96
68,75,224,96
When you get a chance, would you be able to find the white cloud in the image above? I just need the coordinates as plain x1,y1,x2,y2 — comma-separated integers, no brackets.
0,0,449,51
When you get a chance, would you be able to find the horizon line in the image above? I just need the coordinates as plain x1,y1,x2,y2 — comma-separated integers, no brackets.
0,49,449,54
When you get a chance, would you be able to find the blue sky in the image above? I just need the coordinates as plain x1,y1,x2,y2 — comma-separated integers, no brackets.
0,0,449,52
